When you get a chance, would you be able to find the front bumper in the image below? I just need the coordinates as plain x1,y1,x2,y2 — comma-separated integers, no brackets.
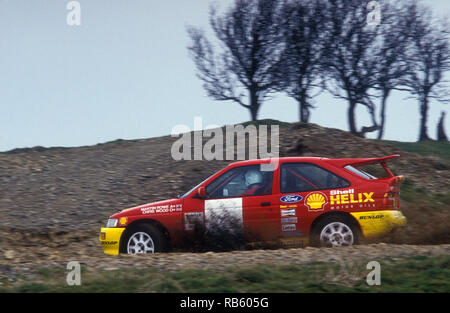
350,210,406,239
99,227,126,255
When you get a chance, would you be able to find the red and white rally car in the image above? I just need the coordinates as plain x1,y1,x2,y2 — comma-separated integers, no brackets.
99,155,406,255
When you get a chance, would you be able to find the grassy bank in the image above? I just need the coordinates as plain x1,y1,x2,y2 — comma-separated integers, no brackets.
1,255,448,293
381,139,450,163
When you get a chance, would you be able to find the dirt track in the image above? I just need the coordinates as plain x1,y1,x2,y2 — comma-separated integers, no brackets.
83,243,450,273
1,242,449,282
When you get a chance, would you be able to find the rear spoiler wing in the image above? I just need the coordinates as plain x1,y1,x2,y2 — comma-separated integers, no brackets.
326,154,401,178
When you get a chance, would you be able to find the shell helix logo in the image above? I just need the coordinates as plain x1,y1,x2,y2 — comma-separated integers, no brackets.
305,192,327,211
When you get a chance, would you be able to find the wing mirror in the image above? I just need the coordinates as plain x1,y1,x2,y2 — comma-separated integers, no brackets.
197,186,206,198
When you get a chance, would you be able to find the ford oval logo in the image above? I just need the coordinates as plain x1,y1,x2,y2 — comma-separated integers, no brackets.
280,195,303,203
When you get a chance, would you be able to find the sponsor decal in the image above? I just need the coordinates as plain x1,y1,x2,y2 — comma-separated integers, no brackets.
100,241,118,245
281,217,298,224
280,238,304,247
280,236,304,246
141,203,183,214
330,188,355,196
281,231,303,238
359,214,384,220
329,189,375,210
280,194,303,203
280,204,298,209
280,208,296,217
282,224,296,232
184,212,204,231
305,192,327,211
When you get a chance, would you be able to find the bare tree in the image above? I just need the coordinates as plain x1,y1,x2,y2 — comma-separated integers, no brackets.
437,111,448,141
187,0,284,121
372,1,413,139
321,0,382,137
278,0,328,123
400,3,450,141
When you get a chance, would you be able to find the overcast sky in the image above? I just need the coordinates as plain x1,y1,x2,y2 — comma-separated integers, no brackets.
0,0,449,152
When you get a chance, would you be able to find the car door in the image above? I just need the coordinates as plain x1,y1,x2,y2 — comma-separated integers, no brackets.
240,165,280,243
202,164,280,243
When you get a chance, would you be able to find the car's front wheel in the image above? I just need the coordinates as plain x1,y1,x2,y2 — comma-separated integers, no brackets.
312,216,359,247
122,224,166,254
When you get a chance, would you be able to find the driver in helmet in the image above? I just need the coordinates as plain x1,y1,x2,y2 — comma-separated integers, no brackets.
240,169,265,196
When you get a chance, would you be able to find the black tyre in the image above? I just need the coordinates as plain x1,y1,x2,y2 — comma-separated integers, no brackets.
311,215,359,247
120,223,167,254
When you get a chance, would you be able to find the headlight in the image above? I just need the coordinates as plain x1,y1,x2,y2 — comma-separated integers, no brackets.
106,218,118,228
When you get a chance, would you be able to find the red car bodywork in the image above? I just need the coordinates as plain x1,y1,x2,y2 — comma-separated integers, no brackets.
100,155,406,255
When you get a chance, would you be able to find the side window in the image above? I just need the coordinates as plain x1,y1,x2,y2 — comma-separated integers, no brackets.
280,163,349,193
206,165,274,199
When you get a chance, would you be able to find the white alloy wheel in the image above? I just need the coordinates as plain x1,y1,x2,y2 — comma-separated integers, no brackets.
127,231,155,254
319,222,354,247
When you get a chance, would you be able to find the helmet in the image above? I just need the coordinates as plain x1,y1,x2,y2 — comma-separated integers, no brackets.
244,169,263,186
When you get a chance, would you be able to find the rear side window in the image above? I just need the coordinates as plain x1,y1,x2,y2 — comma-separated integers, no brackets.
281,163,349,193
344,165,377,179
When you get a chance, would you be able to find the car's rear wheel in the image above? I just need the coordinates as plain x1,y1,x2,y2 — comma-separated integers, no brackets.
122,224,166,254
312,216,359,247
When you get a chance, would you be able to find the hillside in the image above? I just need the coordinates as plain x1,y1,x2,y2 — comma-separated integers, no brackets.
0,120,449,247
